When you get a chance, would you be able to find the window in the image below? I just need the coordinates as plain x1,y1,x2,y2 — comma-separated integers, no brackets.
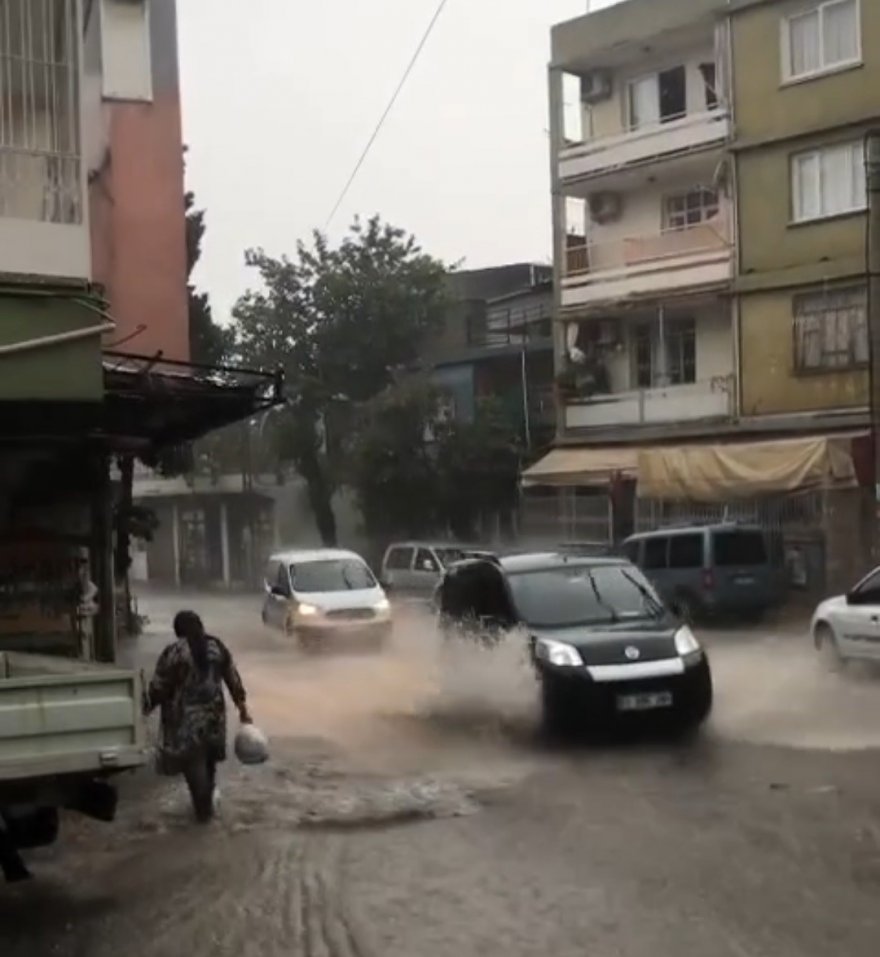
849,568,880,605
415,549,440,573
385,547,414,571
713,531,768,567
627,66,686,130
783,0,861,82
699,63,719,110
793,285,868,371
663,188,720,231
668,534,704,570
275,564,291,597
100,0,153,102
633,319,696,389
290,559,376,593
643,538,668,570
791,141,866,222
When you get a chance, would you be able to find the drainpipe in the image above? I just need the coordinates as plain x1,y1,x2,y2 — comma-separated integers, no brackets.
867,132,880,519
0,321,115,356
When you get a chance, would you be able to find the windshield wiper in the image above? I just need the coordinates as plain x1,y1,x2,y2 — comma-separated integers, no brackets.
621,570,664,619
585,569,620,623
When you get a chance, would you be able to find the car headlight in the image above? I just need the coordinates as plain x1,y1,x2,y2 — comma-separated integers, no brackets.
297,603,320,618
674,625,702,657
535,638,583,668
373,597,391,613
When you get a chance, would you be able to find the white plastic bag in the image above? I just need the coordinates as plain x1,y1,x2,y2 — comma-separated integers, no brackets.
234,723,269,765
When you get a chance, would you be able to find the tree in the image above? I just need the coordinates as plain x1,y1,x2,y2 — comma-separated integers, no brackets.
185,191,233,367
348,381,523,543
231,216,448,544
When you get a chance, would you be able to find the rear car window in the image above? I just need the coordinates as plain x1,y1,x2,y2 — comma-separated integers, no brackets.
415,548,441,572
385,547,414,570
712,531,767,567
668,534,703,569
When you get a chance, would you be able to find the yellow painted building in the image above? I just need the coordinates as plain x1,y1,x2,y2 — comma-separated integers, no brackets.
731,0,879,419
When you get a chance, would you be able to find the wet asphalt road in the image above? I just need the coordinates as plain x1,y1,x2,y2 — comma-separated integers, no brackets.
4,592,880,956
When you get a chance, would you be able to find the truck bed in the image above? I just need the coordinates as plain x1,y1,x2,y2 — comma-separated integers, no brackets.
0,652,147,782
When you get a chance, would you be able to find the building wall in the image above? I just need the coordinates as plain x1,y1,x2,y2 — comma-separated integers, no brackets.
731,0,880,146
736,129,869,283
87,0,189,362
739,288,867,416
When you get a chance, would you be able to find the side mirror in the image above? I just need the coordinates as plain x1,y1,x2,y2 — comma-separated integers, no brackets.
846,590,856,605
271,585,289,599
669,600,685,621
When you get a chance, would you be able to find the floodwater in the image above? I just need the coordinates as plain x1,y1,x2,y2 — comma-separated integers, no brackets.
6,593,880,957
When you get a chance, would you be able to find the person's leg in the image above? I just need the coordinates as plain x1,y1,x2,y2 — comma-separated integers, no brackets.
182,756,213,823
0,816,31,883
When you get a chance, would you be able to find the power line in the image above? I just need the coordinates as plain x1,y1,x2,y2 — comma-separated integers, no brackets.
324,0,451,229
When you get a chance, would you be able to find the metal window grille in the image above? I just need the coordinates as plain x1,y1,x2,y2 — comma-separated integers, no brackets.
793,285,868,371
0,0,82,224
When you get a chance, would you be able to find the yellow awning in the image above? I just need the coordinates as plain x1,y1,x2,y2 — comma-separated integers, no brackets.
521,446,638,487
637,435,857,502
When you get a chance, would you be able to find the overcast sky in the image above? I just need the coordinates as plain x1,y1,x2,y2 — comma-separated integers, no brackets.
177,0,618,319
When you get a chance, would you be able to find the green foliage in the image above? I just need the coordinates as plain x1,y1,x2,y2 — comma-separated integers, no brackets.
230,216,449,544
348,379,522,543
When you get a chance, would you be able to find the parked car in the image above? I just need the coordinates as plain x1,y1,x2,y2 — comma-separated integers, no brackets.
262,549,391,650
435,552,713,734
380,542,489,601
621,523,785,623
811,566,880,668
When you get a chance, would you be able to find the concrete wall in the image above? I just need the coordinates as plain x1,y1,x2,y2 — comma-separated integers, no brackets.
739,287,867,416
731,0,880,146
87,0,189,361
736,129,869,283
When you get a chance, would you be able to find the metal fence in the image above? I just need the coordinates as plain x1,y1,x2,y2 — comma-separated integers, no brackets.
518,488,611,545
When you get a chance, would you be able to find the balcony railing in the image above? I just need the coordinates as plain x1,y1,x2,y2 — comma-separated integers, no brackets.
565,222,731,278
558,109,730,181
565,377,734,431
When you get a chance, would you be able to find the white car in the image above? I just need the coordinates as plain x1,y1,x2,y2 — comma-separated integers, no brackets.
261,548,392,650
811,566,880,667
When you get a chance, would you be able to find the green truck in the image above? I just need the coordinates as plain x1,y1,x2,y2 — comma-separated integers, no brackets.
0,651,148,852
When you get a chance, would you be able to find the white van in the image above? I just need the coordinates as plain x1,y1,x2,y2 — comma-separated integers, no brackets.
262,548,391,649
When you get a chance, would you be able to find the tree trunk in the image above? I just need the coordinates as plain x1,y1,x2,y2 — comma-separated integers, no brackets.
298,447,338,546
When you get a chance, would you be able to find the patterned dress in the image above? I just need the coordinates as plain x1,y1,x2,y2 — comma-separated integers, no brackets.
146,636,247,775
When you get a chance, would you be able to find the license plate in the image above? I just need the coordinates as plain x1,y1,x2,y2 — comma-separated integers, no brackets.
617,692,673,712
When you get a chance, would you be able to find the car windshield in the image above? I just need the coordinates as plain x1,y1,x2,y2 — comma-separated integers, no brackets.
289,559,376,593
506,564,666,628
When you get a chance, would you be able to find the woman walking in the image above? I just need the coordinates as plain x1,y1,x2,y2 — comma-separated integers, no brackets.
144,610,252,823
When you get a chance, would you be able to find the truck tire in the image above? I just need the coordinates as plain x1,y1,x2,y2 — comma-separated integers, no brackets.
3,807,59,849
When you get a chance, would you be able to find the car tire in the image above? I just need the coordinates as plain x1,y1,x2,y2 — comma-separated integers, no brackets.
815,622,844,672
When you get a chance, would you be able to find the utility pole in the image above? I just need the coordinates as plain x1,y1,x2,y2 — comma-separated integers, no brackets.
867,132,880,535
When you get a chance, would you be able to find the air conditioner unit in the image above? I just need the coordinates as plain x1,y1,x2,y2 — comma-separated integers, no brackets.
588,192,623,224
580,71,613,104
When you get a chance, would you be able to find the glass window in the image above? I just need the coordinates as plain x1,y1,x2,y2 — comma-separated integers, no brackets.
668,534,704,569
793,285,867,371
627,66,686,130
386,547,414,571
663,188,720,231
667,319,697,386
415,548,441,573
290,559,376,593
643,537,668,570
784,0,860,81
712,531,768,567
791,141,866,222
507,564,665,628
850,568,880,605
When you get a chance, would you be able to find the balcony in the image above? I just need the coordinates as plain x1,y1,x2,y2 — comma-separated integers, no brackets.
0,0,90,281
467,301,553,350
561,223,732,310
559,110,730,184
565,377,734,431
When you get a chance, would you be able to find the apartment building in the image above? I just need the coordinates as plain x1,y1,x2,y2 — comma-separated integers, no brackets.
525,0,735,541
0,0,278,651
526,0,875,591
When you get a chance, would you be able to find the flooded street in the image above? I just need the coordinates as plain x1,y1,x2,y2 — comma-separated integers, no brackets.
5,592,880,956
